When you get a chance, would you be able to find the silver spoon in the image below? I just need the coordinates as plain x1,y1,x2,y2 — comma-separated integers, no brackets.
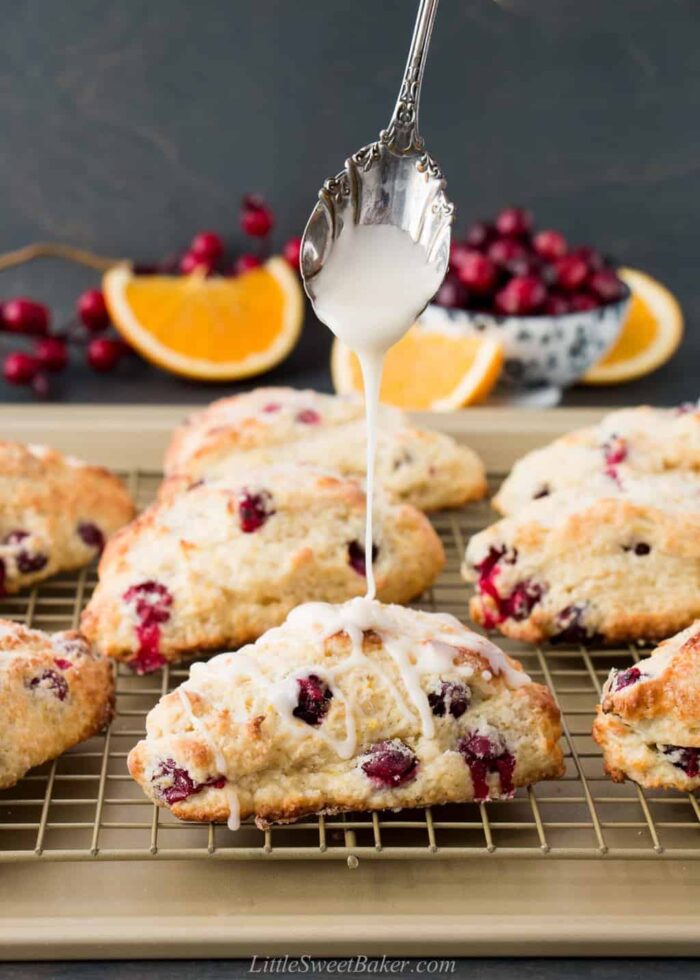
300,0,453,300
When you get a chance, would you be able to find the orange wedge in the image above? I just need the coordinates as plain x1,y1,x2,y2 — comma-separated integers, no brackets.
103,258,303,381
582,268,683,385
331,324,503,410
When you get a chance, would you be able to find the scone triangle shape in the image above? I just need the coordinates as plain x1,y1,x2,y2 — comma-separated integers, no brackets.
81,466,445,672
128,598,564,827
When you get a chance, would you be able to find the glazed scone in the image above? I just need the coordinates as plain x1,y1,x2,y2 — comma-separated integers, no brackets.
465,472,700,645
127,598,564,827
494,402,700,515
81,465,445,673
0,621,114,789
0,441,135,594
593,623,700,791
163,387,486,511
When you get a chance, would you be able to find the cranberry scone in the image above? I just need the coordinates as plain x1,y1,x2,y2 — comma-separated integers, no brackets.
593,623,700,791
127,598,564,827
0,441,134,593
0,621,114,789
163,387,486,511
465,472,700,645
494,402,700,515
81,466,445,673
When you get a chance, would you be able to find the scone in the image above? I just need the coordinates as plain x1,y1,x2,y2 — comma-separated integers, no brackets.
0,621,114,789
593,623,700,791
465,472,700,645
127,598,564,827
81,465,445,673
494,402,700,515
0,441,135,593
163,387,486,511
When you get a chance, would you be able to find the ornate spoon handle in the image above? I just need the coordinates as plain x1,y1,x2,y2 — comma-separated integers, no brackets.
381,0,441,154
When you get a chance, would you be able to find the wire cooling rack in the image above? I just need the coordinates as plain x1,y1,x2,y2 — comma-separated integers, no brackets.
1,470,699,865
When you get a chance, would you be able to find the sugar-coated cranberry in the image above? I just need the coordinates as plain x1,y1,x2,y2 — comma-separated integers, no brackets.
293,674,333,726
238,489,274,533
433,274,469,309
347,539,378,577
87,338,123,373
495,207,532,238
78,521,105,552
613,666,642,691
77,289,110,333
296,408,321,424
570,293,598,312
3,298,50,335
3,352,39,385
234,253,262,275
428,680,470,719
551,604,602,646
554,255,589,292
533,229,567,261
34,337,68,372
240,194,274,237
487,237,526,267
29,668,68,701
495,275,546,315
456,251,497,294
180,251,214,276
459,730,516,802
589,269,625,304
465,221,496,250
151,758,226,805
189,231,224,263
361,739,418,788
661,745,700,778
283,236,302,269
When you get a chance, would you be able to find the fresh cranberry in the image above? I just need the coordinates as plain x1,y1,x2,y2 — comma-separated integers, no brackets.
53,658,73,670
459,730,516,802
283,236,302,269
189,231,224,263
28,669,68,701
296,408,321,424
16,550,48,573
3,352,39,385
554,255,589,292
361,739,418,788
487,238,526,267
570,293,598,312
238,489,274,533
495,207,532,238
293,674,333,726
31,372,52,400
428,681,470,719
661,745,700,778
78,521,105,552
87,338,122,373
589,269,624,304
572,246,605,271
234,253,262,275
433,274,469,309
465,221,496,250
240,194,274,237
33,336,68,373
613,666,642,691
123,580,173,674
543,294,570,315
449,241,472,270
456,251,497,294
179,251,214,276
551,604,602,645
533,230,567,261
77,289,110,333
347,539,378,577
495,276,546,315
504,255,541,279
151,758,226,805
2,298,50,335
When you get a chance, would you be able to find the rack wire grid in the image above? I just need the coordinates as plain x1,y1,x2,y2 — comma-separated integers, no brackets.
1,468,699,866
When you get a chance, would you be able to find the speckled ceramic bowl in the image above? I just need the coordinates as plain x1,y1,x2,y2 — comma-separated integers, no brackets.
419,286,630,388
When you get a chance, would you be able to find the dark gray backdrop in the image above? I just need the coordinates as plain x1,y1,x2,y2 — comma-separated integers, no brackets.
0,0,697,404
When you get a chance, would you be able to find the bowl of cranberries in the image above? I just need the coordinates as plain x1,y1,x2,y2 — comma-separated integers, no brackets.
427,207,630,387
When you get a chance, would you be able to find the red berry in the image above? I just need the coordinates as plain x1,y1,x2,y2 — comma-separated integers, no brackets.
449,241,470,271
573,245,605,271
34,337,67,372
179,252,213,276
31,372,52,400
533,229,567,261
505,255,541,278
589,269,624,303
3,352,39,384
465,221,496,250
77,289,110,333
433,274,469,309
240,194,274,237
2,298,50,335
554,255,589,292
456,251,497,294
495,207,532,238
543,293,571,315
233,253,262,275
495,275,546,315
283,236,302,269
487,238,526,267
570,293,598,312
189,231,224,263
87,338,122,373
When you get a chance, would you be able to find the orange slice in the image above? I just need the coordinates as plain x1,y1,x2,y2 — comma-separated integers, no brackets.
331,324,503,410
103,258,303,381
582,268,683,385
